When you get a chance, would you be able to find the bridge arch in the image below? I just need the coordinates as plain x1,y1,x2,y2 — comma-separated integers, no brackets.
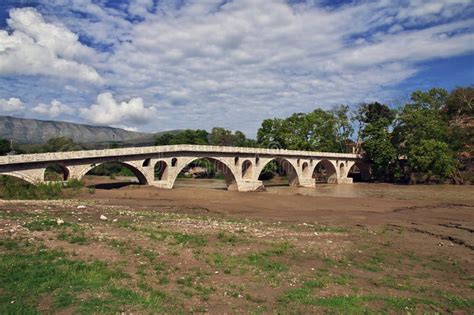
257,158,300,186
44,164,70,181
78,161,149,185
0,172,36,185
169,157,238,190
347,161,371,182
312,159,337,183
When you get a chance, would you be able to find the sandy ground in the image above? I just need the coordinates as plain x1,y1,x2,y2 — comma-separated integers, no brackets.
0,177,473,313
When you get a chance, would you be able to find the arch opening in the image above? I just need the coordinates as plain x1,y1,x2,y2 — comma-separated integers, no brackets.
84,161,148,189
347,162,371,182
172,157,237,190
143,158,151,167
312,160,337,184
44,164,69,181
241,160,253,180
258,158,299,187
171,158,178,167
154,161,168,181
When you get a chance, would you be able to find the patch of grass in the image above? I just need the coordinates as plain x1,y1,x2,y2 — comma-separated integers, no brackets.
23,218,72,231
313,225,348,233
443,294,474,309
217,231,239,244
279,291,437,313
247,253,288,272
120,224,208,247
57,228,87,245
374,275,417,292
0,246,125,313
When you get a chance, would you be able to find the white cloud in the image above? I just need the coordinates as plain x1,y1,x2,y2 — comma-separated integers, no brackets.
101,0,473,134
0,97,24,112
32,99,74,117
1,0,474,134
80,92,156,126
0,8,102,83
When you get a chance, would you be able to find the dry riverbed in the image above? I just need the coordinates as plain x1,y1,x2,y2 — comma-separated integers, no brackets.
0,180,473,314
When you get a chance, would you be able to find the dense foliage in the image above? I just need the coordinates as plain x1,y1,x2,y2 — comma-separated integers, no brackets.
155,128,256,147
257,106,353,152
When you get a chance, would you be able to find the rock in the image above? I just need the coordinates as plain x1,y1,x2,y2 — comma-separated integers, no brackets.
56,218,64,225
112,218,118,222
77,205,87,209
100,215,108,221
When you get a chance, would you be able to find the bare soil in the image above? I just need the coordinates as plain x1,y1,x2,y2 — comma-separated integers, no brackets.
0,177,473,314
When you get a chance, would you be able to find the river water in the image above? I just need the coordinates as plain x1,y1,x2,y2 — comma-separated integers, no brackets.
174,178,474,203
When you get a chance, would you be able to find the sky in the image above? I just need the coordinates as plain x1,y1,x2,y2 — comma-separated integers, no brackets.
0,0,473,137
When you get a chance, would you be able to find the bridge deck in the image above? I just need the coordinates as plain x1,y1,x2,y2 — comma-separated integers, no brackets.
0,145,359,165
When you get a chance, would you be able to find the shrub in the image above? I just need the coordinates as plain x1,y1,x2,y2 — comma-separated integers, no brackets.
0,176,62,200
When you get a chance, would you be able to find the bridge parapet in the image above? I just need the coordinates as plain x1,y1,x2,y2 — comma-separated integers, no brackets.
0,144,360,165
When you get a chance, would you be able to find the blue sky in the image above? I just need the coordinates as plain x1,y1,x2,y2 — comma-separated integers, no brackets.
0,0,473,136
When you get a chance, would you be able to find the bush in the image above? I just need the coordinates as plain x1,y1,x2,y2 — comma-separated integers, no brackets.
0,176,63,200
65,179,84,190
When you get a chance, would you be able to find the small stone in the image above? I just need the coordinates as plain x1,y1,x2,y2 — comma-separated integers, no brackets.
100,215,108,221
112,218,118,222
56,218,64,225
77,205,87,209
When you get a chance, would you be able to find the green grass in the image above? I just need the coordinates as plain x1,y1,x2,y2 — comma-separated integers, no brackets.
118,223,208,247
0,239,181,313
23,218,72,231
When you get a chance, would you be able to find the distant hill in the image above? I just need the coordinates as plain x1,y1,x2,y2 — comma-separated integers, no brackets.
0,116,173,146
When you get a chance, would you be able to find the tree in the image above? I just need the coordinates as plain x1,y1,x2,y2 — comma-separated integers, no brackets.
330,105,354,153
155,133,174,145
407,139,455,182
355,102,397,180
0,138,10,155
171,130,209,145
209,127,235,146
256,107,352,152
392,89,454,182
445,86,474,119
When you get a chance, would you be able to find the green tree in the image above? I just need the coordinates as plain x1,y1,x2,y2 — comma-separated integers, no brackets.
257,107,351,152
407,139,455,182
209,127,235,146
355,102,397,180
0,138,10,155
393,89,454,182
155,130,209,145
155,133,174,145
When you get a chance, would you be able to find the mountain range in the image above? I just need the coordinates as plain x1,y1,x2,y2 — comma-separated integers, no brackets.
0,116,164,146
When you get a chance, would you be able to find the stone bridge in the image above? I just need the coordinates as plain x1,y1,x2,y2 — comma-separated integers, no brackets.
0,145,367,192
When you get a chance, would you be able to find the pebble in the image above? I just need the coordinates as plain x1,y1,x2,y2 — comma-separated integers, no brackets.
77,205,87,209
56,218,64,225
100,215,108,221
